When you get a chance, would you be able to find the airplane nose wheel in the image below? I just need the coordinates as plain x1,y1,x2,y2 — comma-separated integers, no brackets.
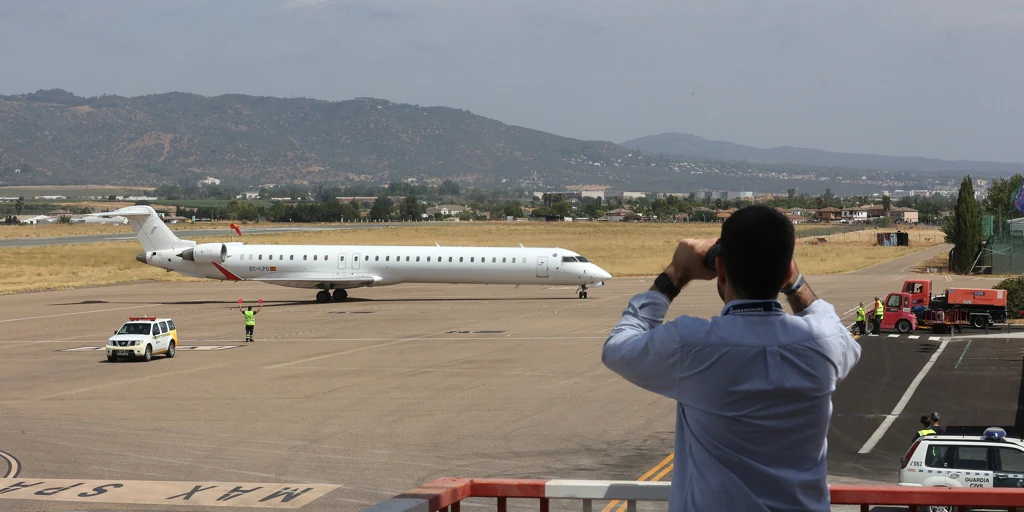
577,285,588,299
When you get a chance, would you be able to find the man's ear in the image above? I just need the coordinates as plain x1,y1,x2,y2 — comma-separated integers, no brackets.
715,257,726,283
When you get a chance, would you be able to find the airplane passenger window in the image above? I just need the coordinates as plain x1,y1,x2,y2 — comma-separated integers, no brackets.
460,257,464,262
416,256,420,262
303,255,307,260
471,257,474,262
492,257,496,263
427,257,431,262
375,256,379,261
324,255,328,260
406,256,410,261
259,255,263,260
279,255,283,260
512,258,516,263
449,257,453,262
290,255,294,260
503,258,506,263
314,255,318,260
249,255,253,260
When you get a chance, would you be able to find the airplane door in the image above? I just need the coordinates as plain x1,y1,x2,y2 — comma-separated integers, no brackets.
338,253,347,270
536,256,548,278
353,253,361,270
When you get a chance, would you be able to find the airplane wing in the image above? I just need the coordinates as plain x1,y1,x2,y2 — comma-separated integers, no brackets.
251,272,382,290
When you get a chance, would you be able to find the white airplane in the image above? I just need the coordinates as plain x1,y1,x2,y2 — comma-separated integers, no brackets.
96,205,612,302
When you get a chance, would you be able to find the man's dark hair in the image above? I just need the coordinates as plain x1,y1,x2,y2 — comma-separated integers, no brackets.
920,415,932,427
720,205,795,299
247,306,252,310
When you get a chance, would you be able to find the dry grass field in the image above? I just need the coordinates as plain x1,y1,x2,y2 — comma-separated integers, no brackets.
0,223,945,295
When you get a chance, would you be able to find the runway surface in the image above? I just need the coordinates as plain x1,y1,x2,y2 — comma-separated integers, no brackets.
0,224,395,248
0,242,1015,511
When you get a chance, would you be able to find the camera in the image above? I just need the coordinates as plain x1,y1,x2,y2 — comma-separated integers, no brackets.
703,241,721,271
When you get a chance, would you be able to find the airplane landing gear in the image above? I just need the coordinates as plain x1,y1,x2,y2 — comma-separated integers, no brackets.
315,288,349,303
577,284,588,299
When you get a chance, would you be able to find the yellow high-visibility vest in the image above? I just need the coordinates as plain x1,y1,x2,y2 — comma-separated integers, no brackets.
875,302,884,318
244,311,255,326
856,308,866,322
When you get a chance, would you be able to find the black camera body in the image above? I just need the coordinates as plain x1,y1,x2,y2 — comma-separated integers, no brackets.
703,241,721,271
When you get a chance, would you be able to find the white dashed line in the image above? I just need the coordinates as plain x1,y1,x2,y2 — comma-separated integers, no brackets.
909,335,920,339
888,334,899,338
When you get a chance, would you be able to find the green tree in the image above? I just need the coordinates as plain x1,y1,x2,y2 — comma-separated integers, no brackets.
982,174,1024,224
369,196,393,221
438,180,461,197
15,197,24,215
399,195,424,220
944,176,981,274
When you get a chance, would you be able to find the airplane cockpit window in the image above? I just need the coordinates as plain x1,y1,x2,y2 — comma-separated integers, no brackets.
562,256,576,263
576,256,589,262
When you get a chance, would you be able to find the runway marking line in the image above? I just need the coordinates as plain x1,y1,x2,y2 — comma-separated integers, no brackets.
601,453,673,512
0,304,161,324
0,478,337,509
857,338,950,454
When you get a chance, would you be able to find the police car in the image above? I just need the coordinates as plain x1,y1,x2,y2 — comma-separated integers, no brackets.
106,317,177,362
899,427,1024,490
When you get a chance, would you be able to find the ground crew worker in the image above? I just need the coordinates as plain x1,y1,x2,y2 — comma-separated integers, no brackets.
855,302,866,335
872,296,884,334
913,415,936,442
239,299,262,342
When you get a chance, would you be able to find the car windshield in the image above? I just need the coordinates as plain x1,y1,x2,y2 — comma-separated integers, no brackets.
118,323,152,335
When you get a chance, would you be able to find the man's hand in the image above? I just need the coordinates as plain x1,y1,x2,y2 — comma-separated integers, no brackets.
664,239,719,287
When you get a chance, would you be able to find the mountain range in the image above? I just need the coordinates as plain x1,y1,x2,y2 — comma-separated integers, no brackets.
621,132,1023,174
0,89,1014,194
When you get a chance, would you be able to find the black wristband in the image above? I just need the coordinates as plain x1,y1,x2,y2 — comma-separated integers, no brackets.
781,273,805,296
654,272,681,300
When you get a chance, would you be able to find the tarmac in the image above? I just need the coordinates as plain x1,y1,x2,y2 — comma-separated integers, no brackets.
0,242,1017,511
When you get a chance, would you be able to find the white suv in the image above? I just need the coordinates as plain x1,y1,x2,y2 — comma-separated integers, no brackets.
900,427,1024,489
106,317,177,362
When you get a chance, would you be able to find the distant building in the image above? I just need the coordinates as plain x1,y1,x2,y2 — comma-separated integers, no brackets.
198,176,221,186
601,208,633,222
816,207,842,221
841,207,870,222
889,207,919,224
581,190,605,200
426,204,466,217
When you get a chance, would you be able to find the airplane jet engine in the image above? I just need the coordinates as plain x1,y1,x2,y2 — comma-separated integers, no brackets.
178,243,227,263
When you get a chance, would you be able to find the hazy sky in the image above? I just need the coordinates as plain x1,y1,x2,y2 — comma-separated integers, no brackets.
1,0,1022,162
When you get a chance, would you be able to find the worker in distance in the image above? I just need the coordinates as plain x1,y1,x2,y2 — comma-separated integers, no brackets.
602,205,862,512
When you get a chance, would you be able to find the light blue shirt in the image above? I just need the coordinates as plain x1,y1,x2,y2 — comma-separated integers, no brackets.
602,291,861,512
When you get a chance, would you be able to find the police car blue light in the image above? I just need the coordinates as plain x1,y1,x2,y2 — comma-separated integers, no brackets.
983,427,1007,440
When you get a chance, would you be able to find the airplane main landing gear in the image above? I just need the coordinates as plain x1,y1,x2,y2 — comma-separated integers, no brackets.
577,284,588,299
315,289,349,303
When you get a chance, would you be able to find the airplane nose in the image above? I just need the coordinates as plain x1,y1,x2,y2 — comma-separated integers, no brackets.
591,265,612,280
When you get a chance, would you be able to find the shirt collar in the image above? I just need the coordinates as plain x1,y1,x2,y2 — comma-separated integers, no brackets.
720,299,785,316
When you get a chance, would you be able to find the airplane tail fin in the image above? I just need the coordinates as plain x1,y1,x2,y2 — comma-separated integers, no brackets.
92,205,194,253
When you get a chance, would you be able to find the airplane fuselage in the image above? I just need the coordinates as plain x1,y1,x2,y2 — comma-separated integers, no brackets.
144,242,610,289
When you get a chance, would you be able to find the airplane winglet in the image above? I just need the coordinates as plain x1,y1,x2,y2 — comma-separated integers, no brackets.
519,243,524,248
435,242,440,247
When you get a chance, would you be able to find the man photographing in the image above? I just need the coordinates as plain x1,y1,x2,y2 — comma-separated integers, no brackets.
602,205,861,511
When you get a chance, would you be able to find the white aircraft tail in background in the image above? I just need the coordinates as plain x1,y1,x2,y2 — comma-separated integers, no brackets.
95,206,612,302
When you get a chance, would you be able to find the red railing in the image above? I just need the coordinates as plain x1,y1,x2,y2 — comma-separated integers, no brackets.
360,478,1024,512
